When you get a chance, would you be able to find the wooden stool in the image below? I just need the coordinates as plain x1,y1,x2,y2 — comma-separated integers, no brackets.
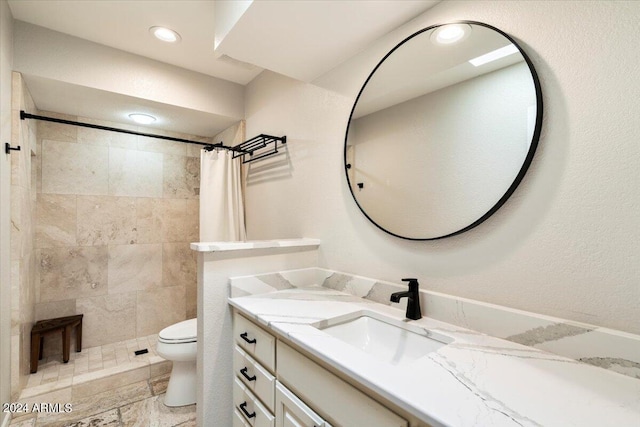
30,314,83,373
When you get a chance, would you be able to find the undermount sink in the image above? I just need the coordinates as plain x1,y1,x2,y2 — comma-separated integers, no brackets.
314,311,452,365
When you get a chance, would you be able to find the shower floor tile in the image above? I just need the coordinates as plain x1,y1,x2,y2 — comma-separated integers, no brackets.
20,334,166,400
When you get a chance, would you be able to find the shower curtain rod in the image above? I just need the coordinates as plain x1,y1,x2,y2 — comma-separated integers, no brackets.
19,110,236,151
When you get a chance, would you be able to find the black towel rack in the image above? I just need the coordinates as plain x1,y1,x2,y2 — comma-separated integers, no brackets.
205,134,286,164
234,134,287,164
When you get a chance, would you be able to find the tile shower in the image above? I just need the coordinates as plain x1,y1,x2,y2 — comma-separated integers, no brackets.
34,111,201,354
34,111,203,358
9,72,213,409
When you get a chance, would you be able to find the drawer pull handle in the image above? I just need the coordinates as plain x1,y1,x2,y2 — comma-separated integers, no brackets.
240,367,257,382
240,332,256,344
239,401,256,419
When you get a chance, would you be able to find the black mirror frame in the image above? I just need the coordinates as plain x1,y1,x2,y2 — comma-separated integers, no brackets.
344,21,543,241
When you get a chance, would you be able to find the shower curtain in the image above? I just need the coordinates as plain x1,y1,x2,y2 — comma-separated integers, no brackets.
199,149,246,241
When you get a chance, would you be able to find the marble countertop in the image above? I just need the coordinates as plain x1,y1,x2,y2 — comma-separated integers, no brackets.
190,238,321,252
229,286,640,427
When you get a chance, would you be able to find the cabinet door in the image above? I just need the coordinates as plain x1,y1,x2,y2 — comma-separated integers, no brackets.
277,342,407,427
275,381,325,427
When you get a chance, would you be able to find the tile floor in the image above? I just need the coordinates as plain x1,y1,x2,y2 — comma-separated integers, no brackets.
11,375,196,427
10,334,196,426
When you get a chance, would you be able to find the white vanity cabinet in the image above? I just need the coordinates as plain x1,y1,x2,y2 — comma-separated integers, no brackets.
234,378,276,427
232,311,411,427
234,311,276,372
277,341,407,427
233,312,277,426
234,346,276,412
234,408,252,427
275,382,331,427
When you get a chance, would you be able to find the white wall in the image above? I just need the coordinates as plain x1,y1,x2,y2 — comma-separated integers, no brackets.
244,1,640,334
214,0,253,50
0,0,13,422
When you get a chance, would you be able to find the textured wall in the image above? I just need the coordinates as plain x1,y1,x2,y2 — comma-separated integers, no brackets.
244,1,640,334
34,112,203,352
9,73,37,401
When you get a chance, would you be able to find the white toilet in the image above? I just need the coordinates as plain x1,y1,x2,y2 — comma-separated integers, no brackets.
156,318,198,407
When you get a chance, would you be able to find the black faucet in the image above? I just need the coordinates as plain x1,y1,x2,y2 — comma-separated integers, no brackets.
390,278,422,320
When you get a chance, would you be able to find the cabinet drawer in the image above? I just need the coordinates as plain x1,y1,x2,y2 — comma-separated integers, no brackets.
275,381,327,427
234,345,276,411
234,408,252,427
277,342,407,427
234,377,275,427
234,312,276,372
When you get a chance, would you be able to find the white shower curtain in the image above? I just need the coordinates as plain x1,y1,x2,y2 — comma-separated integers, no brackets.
199,149,246,241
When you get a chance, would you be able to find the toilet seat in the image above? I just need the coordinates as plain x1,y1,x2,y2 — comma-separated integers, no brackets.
159,336,197,344
158,318,197,344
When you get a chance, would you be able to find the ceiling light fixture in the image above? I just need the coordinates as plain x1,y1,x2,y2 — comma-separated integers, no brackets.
128,113,156,125
469,44,519,67
149,26,181,43
431,24,471,45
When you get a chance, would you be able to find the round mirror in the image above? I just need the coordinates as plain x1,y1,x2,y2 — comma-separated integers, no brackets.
344,21,542,240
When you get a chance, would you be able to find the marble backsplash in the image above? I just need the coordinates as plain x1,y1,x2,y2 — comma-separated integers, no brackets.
230,267,640,380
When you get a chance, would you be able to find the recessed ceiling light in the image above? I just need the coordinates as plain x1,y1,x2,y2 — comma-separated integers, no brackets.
431,24,472,45
469,44,519,67
149,26,181,43
128,113,156,125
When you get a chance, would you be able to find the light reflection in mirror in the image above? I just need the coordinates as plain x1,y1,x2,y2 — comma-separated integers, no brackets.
345,22,542,240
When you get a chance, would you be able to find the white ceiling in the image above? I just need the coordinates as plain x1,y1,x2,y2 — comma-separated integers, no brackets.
214,0,440,83
23,75,238,137
8,0,262,85
8,0,441,136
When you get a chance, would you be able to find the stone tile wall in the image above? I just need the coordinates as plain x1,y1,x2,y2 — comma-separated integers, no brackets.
34,110,207,353
10,72,38,400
